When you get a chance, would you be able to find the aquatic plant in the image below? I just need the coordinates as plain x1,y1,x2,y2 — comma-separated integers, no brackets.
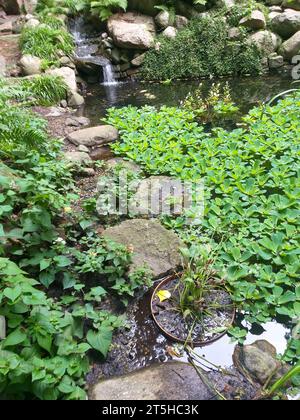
106,92,300,363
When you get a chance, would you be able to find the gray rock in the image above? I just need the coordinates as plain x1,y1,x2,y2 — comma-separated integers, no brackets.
248,30,281,55
90,362,213,400
24,0,38,14
155,10,170,29
233,340,289,386
46,67,77,93
130,176,187,217
90,146,114,161
24,18,39,29
240,10,266,30
68,92,85,107
162,26,177,39
107,12,156,50
268,53,284,68
67,125,118,147
279,30,300,59
0,20,12,33
78,144,90,153
228,27,241,40
102,218,183,278
80,167,95,177
19,54,42,76
64,151,91,165
175,15,189,29
131,53,145,67
106,158,142,174
271,9,300,39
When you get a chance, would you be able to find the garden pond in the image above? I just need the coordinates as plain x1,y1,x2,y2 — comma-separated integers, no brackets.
82,74,296,384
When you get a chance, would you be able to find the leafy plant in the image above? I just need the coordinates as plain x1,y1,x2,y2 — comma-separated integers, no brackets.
88,0,128,21
181,82,239,126
141,15,262,80
106,91,300,364
20,25,74,65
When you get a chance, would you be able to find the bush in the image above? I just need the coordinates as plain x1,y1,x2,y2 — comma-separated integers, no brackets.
21,75,68,106
141,16,262,80
20,25,74,65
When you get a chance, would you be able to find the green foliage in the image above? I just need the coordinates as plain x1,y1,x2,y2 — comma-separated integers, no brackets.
88,0,127,21
37,0,88,16
0,103,49,159
226,0,269,27
182,82,239,126
20,25,74,66
141,16,262,80
0,76,68,107
20,75,68,106
106,92,300,364
0,258,124,400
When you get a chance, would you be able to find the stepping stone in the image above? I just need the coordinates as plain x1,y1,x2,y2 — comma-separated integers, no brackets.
130,176,189,217
90,362,214,400
67,125,118,147
102,218,183,278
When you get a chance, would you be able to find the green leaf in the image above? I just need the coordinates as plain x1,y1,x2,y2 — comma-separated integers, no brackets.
87,327,112,358
2,329,27,348
3,286,22,303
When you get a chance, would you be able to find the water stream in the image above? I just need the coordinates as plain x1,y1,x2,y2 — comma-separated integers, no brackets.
70,17,118,86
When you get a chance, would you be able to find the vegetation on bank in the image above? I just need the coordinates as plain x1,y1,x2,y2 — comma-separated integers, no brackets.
106,92,300,370
0,81,150,399
141,16,262,80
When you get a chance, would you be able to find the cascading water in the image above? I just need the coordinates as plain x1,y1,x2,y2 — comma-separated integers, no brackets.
70,17,118,86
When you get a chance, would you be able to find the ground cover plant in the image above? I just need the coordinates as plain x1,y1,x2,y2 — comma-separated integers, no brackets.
0,91,151,399
106,92,300,370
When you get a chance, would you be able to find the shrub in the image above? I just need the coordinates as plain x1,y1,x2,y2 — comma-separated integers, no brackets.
141,16,262,80
20,25,74,65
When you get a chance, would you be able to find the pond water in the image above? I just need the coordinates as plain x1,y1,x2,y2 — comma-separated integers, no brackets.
80,74,294,125
82,73,295,378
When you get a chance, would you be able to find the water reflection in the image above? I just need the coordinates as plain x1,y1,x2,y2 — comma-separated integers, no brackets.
81,75,294,125
175,321,290,369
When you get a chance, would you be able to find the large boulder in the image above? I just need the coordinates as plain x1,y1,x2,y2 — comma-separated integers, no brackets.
240,10,266,30
279,30,300,59
90,362,215,400
248,30,281,55
107,12,156,50
46,67,77,93
102,218,183,278
19,54,42,75
67,125,118,147
282,0,300,10
271,9,300,39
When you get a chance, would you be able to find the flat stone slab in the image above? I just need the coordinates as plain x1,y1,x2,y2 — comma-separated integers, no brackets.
67,125,119,147
90,362,213,400
130,176,188,217
102,218,183,278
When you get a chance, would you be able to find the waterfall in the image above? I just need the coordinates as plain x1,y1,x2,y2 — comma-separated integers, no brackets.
103,63,118,86
70,17,119,86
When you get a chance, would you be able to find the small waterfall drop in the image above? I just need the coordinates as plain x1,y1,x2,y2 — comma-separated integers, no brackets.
102,63,118,86
70,17,119,86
